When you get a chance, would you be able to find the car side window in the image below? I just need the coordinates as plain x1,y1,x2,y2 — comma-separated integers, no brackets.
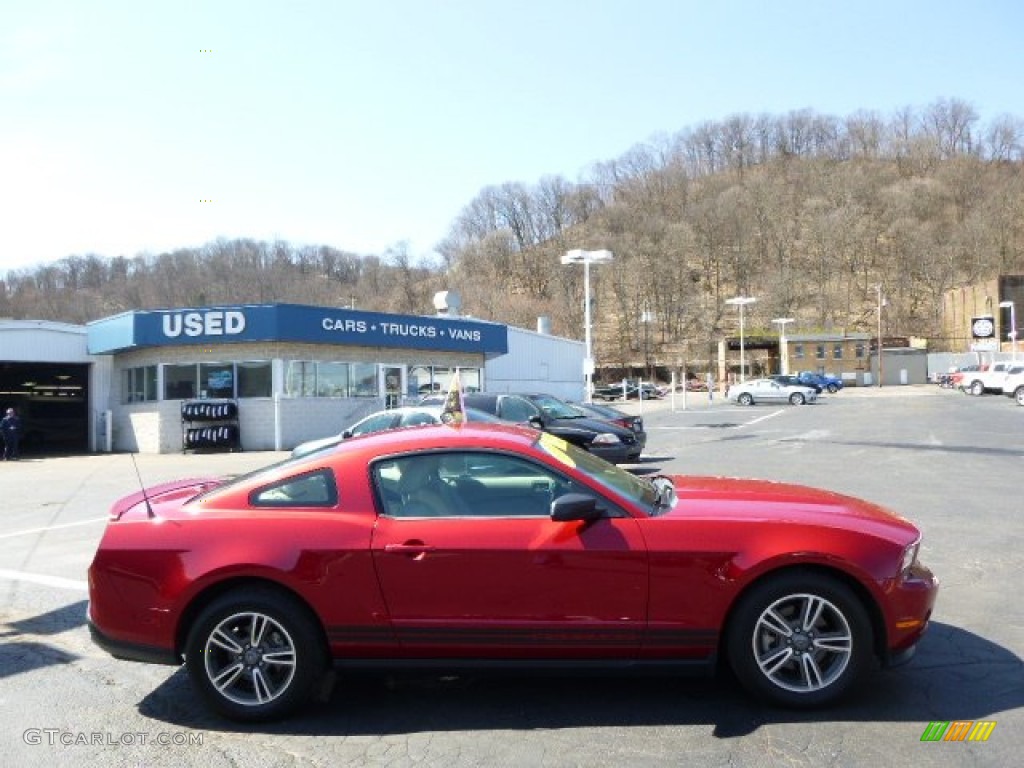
497,396,539,423
401,411,438,427
373,451,617,519
350,412,397,436
250,469,338,507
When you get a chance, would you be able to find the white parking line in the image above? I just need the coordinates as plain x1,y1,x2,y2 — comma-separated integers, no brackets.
0,517,108,540
653,409,788,429
0,568,88,592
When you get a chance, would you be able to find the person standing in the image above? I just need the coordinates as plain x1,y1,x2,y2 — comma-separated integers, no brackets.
1,407,22,460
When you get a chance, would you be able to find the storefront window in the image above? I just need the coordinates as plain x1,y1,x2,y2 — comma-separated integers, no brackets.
237,361,272,397
316,362,349,397
409,365,434,397
164,364,198,400
200,362,234,398
285,361,316,397
121,366,158,403
351,363,377,397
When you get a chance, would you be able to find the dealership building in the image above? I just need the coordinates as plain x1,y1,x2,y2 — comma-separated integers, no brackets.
0,302,583,454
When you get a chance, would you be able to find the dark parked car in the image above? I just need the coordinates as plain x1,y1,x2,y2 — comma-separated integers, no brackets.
568,401,647,453
423,392,642,463
88,423,938,721
593,381,663,401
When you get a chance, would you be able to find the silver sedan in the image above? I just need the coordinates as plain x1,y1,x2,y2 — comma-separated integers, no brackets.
726,378,818,406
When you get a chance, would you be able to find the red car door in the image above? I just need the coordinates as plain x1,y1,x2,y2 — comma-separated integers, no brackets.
370,451,649,659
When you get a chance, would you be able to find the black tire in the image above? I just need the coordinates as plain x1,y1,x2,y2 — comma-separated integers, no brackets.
727,572,872,708
826,384,839,394
1016,386,1024,406
969,380,984,396
738,393,754,406
185,588,327,721
789,393,806,405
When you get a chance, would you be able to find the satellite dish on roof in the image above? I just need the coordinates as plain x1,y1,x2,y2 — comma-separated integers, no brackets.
433,291,462,315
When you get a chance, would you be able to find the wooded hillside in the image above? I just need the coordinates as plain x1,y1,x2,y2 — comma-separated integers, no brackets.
3,100,1022,370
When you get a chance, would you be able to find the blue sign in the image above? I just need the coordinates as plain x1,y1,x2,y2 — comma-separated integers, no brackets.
88,304,508,356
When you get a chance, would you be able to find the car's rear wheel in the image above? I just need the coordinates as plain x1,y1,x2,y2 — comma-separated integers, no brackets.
789,393,806,405
1016,386,1024,406
185,588,326,721
738,393,754,406
970,380,984,396
727,572,871,708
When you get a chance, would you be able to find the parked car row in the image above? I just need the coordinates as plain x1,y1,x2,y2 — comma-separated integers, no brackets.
943,361,1024,405
294,392,649,465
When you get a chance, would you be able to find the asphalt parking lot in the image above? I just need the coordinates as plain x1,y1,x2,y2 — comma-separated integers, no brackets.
1,386,1021,767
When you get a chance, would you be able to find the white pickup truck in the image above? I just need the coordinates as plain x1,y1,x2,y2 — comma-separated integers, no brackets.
1000,363,1024,405
960,361,1016,395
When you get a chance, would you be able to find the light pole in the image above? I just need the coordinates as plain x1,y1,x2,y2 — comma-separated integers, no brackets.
875,285,885,387
561,249,614,402
641,302,655,381
772,317,795,374
725,296,757,382
999,300,1017,361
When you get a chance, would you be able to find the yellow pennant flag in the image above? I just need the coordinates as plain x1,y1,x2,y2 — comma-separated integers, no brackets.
440,370,465,425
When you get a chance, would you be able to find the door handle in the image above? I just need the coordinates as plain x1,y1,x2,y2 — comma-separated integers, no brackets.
384,543,437,555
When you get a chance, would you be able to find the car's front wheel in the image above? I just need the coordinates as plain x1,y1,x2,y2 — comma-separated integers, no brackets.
185,588,327,721
970,380,984,396
826,383,839,394
1016,386,1024,406
737,393,754,406
727,572,871,708
789,393,806,405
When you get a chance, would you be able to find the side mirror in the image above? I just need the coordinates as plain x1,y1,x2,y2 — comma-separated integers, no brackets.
550,493,605,523
528,416,545,430
341,430,354,439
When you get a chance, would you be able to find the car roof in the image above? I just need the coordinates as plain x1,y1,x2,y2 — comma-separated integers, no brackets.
326,422,542,459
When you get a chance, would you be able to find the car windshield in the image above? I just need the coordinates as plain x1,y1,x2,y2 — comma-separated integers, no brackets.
532,432,663,512
529,394,584,419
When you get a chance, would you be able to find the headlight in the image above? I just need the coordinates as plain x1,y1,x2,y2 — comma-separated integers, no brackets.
900,538,921,575
590,432,622,445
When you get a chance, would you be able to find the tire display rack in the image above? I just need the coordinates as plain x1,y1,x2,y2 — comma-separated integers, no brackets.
181,400,240,452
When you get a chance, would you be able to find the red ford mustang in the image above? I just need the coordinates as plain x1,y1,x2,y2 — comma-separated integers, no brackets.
87,423,938,721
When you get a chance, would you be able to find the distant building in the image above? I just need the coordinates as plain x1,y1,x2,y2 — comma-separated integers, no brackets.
941,275,1024,355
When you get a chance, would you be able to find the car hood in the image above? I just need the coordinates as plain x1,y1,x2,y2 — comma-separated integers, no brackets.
662,475,917,537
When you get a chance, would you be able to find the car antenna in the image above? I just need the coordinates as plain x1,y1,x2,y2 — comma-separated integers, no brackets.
130,452,156,519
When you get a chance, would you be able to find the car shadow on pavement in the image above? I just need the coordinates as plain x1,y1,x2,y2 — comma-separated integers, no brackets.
136,620,1021,738
0,601,86,679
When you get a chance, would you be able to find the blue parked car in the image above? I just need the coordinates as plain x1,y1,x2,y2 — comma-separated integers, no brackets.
796,371,844,393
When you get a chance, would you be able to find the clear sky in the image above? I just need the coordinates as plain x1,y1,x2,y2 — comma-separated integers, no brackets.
2,0,1022,272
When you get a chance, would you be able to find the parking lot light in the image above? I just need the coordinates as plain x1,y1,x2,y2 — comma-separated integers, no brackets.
562,249,614,402
999,300,1017,362
726,296,757,382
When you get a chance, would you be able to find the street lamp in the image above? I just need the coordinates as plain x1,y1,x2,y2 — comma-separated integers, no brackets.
561,249,614,401
641,302,655,381
999,300,1017,361
725,296,757,382
875,285,886,387
772,317,795,374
